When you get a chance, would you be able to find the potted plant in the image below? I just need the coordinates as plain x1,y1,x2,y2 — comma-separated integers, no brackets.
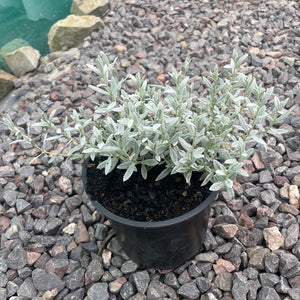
3,51,289,268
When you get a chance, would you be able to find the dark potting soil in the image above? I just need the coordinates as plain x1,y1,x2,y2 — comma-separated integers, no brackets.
85,160,210,222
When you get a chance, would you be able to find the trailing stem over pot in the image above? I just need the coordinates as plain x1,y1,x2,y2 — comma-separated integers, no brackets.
3,51,289,197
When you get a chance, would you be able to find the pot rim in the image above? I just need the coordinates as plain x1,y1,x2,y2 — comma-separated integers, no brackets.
82,159,218,229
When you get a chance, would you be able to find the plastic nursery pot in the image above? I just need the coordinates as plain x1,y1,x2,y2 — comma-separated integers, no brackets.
82,159,218,269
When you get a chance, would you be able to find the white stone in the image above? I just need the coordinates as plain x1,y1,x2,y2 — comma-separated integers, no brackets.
289,185,300,209
62,223,77,235
5,46,40,77
263,227,284,251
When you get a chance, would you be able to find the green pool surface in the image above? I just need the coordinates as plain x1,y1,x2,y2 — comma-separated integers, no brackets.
0,0,72,71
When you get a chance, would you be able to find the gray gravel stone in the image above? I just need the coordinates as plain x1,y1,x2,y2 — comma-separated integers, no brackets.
257,287,281,300
85,259,104,285
121,260,138,274
260,190,279,206
64,288,86,300
188,263,202,278
214,273,232,291
3,190,18,207
120,281,136,299
265,253,280,273
0,272,8,288
248,247,270,270
6,245,27,270
17,277,37,298
18,266,32,278
132,271,150,294
0,287,6,300
0,258,7,273
259,273,280,287
248,279,261,300
232,273,249,300
43,218,63,235
7,281,18,297
177,281,200,299
195,251,218,263
15,198,32,214
87,282,109,300
65,195,82,211
279,252,300,278
288,287,300,300
284,223,299,249
0,166,15,177
17,165,35,179
81,204,93,225
195,276,210,293
94,223,108,240
64,267,85,290
32,268,64,292
164,271,180,289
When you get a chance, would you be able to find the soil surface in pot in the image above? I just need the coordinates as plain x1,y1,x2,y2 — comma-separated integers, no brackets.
85,161,210,222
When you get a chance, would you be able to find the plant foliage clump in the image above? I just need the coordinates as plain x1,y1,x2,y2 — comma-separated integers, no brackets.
3,51,289,197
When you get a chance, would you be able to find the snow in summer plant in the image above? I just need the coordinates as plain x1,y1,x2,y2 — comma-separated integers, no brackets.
3,51,289,197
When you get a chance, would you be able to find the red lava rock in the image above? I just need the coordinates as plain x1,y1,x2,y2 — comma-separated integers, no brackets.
228,199,244,211
19,100,26,109
0,216,11,234
157,74,168,83
109,277,127,293
238,214,254,229
32,207,47,219
213,259,235,274
233,181,243,195
256,206,274,218
50,245,65,257
34,175,45,194
213,224,238,239
136,52,147,59
252,152,265,170
58,176,72,195
27,252,41,265
243,160,255,176
46,259,69,277
80,89,94,98
50,91,60,101
274,175,290,187
75,220,89,243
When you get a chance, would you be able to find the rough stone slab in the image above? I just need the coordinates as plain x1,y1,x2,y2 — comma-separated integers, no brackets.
71,0,111,17
5,46,40,77
0,70,17,99
48,15,105,52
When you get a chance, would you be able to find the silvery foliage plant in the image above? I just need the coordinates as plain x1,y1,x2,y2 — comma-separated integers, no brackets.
4,51,289,197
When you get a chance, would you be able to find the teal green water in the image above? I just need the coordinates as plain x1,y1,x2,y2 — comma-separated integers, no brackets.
0,0,72,71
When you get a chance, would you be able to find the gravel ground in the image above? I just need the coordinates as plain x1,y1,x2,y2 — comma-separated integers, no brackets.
0,0,300,299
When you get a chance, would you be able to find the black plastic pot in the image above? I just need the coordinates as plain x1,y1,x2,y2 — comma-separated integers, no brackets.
82,160,218,269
